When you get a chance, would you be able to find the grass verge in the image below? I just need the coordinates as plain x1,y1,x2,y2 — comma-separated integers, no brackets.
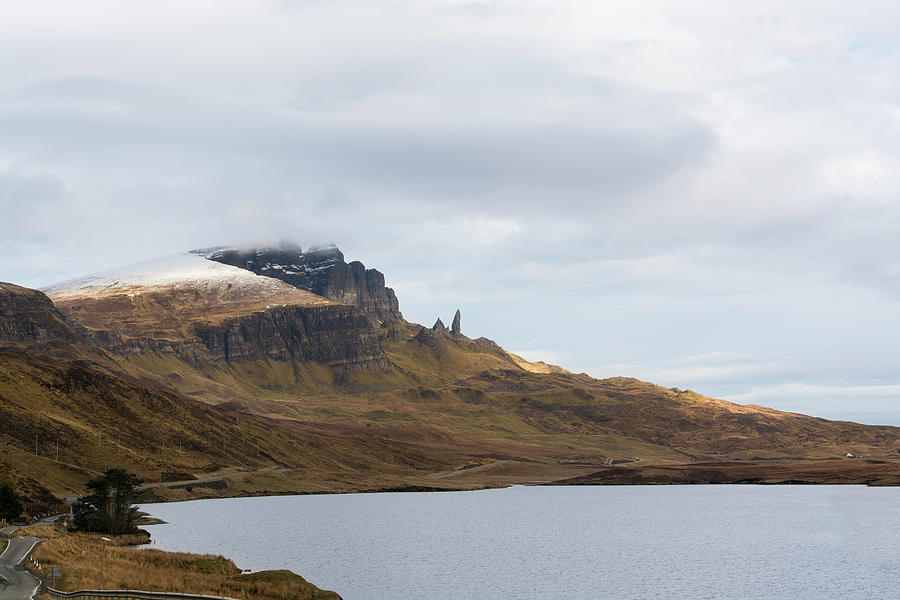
25,525,340,600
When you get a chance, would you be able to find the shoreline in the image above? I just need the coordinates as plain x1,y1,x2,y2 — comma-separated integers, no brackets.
12,524,342,600
550,458,900,486
21,470,900,600
135,457,900,507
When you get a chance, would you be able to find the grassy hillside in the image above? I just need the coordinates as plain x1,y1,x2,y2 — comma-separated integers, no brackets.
0,348,483,504
3,277,900,506
120,327,900,461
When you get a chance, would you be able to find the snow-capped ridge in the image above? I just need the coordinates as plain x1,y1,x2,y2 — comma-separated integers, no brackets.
42,252,310,300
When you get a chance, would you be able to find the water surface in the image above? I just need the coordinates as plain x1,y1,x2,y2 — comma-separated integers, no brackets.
142,485,900,599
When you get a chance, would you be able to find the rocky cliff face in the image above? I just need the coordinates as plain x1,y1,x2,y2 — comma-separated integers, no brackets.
3,280,390,371
0,282,80,344
199,244,402,321
35,246,395,372
194,304,390,371
306,246,401,322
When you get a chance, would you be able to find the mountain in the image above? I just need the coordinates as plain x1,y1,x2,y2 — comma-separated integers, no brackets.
2,243,900,506
42,252,388,370
196,243,401,321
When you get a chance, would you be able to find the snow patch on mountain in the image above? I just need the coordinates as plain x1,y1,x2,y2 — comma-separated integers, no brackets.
42,253,309,300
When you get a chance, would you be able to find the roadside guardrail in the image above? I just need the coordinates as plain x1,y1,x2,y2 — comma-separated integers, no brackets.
0,538,7,584
45,587,240,600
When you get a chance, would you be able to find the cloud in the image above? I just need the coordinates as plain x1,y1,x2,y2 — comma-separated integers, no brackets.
0,1,898,425
0,166,64,212
508,348,567,365
725,382,900,404
723,383,900,425
814,147,900,204
589,352,796,388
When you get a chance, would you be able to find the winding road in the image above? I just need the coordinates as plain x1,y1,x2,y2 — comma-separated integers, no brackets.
0,515,62,537
138,467,297,491
430,460,509,480
0,536,41,600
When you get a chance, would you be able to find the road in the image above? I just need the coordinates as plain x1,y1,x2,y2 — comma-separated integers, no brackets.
0,536,41,600
138,467,298,491
431,460,509,479
0,515,61,537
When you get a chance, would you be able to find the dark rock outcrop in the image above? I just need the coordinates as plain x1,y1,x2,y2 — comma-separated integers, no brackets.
412,324,445,349
200,242,309,290
194,304,390,371
431,318,446,334
306,247,401,322
451,309,461,335
0,282,80,344
198,244,402,321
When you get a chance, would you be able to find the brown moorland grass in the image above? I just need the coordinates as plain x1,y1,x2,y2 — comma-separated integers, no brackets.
553,459,900,486
27,526,340,600
50,285,336,342
6,297,900,508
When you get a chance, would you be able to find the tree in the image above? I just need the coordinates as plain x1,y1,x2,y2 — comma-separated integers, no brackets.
0,484,23,523
73,468,141,534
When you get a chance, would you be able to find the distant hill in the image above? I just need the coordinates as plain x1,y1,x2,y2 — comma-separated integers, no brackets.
2,243,898,505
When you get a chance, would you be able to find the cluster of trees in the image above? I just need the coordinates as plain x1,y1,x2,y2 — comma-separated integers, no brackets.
73,468,141,534
0,483,23,522
1,468,141,532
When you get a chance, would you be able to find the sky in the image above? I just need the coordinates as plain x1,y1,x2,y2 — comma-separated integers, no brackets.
1,1,899,424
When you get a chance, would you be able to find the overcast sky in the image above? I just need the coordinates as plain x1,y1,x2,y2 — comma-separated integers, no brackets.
1,1,899,424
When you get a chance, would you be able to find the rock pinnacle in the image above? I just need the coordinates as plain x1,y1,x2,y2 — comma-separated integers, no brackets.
451,309,461,335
